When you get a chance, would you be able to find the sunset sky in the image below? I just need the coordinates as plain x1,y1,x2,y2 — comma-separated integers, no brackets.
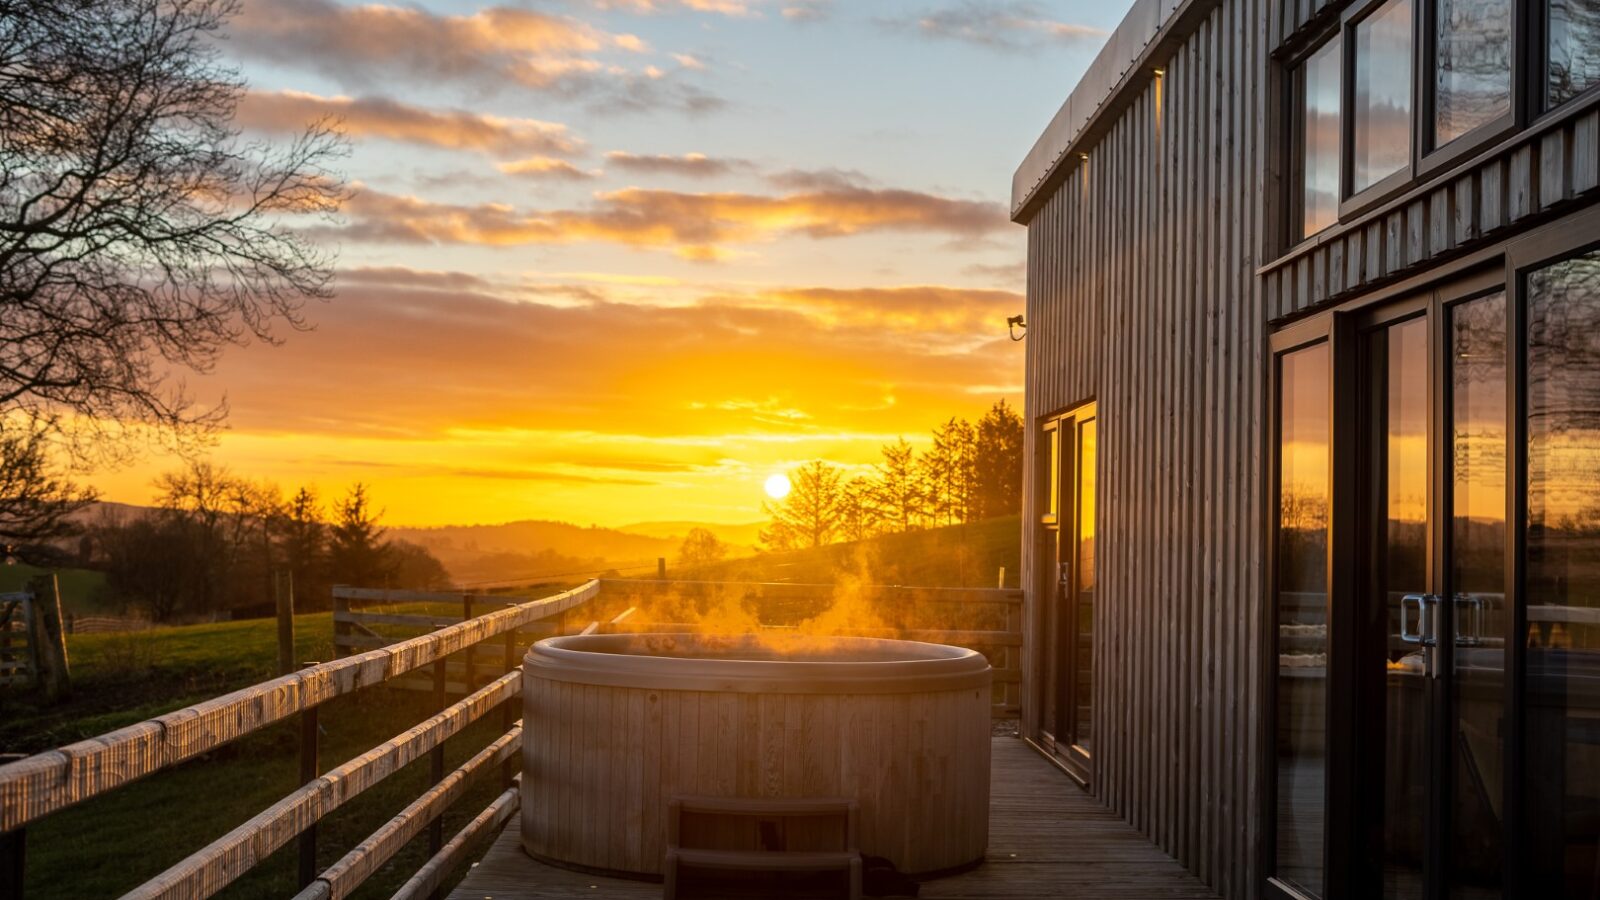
89,0,1133,527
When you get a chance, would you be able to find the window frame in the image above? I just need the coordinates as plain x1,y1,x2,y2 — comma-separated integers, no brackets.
1284,23,1346,250
1534,0,1600,119
1417,0,1524,178
1339,0,1423,219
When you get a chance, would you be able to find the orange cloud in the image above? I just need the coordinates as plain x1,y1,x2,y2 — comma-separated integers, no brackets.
605,151,751,177
332,185,1007,255
229,0,723,111
237,91,584,157
496,157,600,180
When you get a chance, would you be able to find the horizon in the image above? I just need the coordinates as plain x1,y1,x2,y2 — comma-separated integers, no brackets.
71,0,1133,527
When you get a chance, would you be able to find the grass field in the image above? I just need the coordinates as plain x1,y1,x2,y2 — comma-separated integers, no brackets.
0,564,112,615
3,609,522,900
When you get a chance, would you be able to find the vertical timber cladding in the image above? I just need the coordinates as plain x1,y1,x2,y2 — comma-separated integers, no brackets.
1019,1,1267,898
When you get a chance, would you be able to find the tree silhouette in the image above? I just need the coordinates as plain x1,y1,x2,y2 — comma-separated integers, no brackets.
760,461,843,550
0,0,346,444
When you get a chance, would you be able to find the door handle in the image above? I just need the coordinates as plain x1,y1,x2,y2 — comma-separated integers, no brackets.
1400,593,1436,646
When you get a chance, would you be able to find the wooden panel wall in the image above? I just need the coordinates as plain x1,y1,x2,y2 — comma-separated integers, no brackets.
1020,1,1267,898
1262,104,1600,319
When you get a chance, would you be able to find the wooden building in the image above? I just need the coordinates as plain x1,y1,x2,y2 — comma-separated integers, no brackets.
1012,0,1600,898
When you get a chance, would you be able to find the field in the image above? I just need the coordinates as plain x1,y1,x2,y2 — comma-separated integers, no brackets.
2,612,515,900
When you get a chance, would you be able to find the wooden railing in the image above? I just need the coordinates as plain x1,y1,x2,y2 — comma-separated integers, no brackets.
0,576,1024,899
0,580,602,900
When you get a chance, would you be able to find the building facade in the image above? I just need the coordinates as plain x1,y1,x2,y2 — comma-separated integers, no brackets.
1012,0,1600,898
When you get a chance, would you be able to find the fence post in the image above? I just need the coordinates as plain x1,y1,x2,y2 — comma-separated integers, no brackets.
297,672,320,890
503,628,518,788
0,822,22,900
0,752,23,900
461,593,475,692
276,571,295,677
429,658,447,900
657,557,666,580
332,585,349,660
26,574,68,702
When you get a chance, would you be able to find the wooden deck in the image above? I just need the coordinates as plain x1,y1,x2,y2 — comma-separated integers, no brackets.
449,737,1221,899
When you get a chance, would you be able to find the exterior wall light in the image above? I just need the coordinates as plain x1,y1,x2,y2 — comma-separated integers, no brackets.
1008,315,1027,341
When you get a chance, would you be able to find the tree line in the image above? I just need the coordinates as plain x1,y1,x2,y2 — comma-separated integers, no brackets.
83,463,449,622
760,400,1023,551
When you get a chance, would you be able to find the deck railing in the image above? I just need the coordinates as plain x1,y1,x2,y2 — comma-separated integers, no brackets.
0,580,602,900
0,576,1023,899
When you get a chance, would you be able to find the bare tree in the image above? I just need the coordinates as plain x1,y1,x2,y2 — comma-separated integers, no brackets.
677,527,727,568
0,414,95,562
0,0,346,443
760,461,844,550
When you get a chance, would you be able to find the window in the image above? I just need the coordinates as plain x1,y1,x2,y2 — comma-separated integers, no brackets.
1274,342,1331,897
1433,0,1513,147
1547,0,1600,108
1300,36,1344,238
1352,0,1416,194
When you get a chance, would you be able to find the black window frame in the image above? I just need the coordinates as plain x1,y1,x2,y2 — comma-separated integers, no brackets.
1340,0,1423,219
1417,0,1524,178
1534,0,1600,118
1284,23,1346,250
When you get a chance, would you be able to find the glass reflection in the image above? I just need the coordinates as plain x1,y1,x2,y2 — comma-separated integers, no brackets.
1277,342,1331,896
1076,418,1096,752
1526,251,1600,896
1354,0,1415,193
1548,0,1600,107
1304,37,1343,236
1435,0,1512,146
1381,318,1429,900
1450,292,1507,899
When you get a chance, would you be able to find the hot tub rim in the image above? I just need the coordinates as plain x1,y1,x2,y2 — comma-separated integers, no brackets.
524,632,992,694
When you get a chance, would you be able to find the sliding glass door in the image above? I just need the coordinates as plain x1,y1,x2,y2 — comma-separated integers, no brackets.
1268,231,1600,899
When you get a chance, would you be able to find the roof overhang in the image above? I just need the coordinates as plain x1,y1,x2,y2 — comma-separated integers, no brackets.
1010,0,1215,224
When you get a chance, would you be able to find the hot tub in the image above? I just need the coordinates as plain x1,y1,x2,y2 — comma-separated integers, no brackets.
521,632,991,879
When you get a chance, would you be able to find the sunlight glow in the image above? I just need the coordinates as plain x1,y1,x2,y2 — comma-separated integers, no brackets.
764,472,792,500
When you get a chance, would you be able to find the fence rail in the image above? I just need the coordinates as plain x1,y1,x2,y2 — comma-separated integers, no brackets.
0,575,1025,900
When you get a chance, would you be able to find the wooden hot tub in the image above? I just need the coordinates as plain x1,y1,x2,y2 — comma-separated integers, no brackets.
521,632,992,879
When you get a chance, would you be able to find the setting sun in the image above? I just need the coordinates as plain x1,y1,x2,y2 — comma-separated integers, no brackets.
764,473,792,501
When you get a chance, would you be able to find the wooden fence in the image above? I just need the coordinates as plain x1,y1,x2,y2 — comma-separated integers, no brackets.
0,576,1024,900
0,593,32,687
0,580,602,900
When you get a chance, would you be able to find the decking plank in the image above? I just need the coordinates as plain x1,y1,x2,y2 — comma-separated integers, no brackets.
447,737,1221,899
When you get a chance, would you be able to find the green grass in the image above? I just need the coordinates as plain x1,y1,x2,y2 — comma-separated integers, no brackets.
0,564,112,615
3,609,519,900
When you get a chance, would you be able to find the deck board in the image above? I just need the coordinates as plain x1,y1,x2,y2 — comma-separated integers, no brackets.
448,737,1220,899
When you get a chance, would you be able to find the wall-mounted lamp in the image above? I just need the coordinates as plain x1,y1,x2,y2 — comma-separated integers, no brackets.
1007,314,1026,342
1152,67,1165,77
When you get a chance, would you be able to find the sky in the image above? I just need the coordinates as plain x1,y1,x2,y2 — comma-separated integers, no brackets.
88,0,1135,528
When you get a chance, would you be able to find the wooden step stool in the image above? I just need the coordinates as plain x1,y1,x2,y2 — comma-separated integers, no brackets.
663,796,862,900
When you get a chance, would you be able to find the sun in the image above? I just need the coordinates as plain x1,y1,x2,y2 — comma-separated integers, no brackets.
764,472,792,500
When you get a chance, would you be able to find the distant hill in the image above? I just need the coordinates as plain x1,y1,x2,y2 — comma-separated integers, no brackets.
614,520,764,550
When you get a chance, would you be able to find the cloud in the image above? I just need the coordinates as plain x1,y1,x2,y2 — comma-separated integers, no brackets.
782,1,833,22
192,271,1022,443
604,151,752,177
330,184,1009,258
228,0,722,113
496,157,601,180
592,0,758,15
237,90,584,157
885,2,1106,52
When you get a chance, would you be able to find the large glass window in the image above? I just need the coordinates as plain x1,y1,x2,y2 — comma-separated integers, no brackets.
1074,417,1096,754
1548,0,1600,107
1354,0,1416,193
1434,0,1513,146
1302,37,1344,238
1276,342,1332,896
1524,250,1600,895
